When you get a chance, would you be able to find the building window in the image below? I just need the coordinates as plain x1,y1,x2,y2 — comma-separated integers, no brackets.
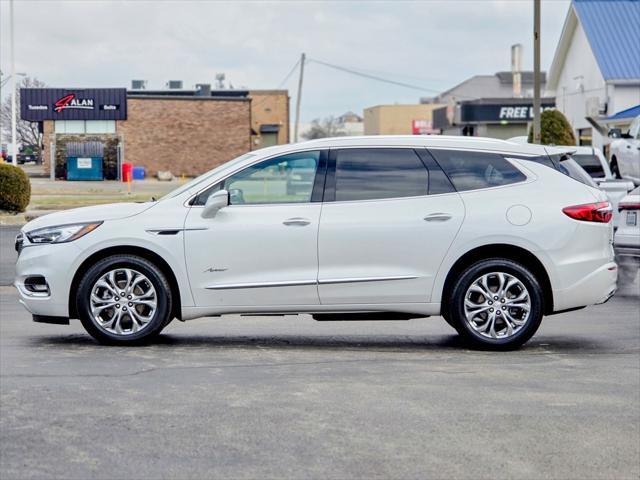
55,120,85,134
578,128,592,146
54,120,116,134
86,120,116,134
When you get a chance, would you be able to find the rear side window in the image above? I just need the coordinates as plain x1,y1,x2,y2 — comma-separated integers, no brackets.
333,148,429,201
430,149,527,192
572,153,605,178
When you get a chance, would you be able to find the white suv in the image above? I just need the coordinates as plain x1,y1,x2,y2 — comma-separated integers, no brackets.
15,136,617,349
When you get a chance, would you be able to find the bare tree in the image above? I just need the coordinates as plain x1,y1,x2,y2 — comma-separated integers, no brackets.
302,116,346,140
1,77,46,154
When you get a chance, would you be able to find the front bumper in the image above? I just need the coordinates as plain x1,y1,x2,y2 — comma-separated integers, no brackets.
14,241,82,318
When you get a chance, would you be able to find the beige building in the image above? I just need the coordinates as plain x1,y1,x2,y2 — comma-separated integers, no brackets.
363,104,444,135
249,90,289,149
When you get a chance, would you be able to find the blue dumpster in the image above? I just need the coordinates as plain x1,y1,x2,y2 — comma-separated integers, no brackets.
132,166,146,180
66,157,103,181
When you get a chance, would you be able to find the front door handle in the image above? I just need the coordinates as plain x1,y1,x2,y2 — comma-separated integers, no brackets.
424,213,452,222
283,217,311,226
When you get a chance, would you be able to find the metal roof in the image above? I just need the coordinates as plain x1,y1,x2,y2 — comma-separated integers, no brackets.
607,104,640,120
573,0,640,81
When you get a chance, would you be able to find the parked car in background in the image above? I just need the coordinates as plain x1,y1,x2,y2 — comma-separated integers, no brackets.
610,115,640,185
4,143,39,165
614,186,640,283
15,136,617,350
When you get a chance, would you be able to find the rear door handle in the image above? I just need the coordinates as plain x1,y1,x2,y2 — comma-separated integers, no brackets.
424,213,452,222
283,217,311,226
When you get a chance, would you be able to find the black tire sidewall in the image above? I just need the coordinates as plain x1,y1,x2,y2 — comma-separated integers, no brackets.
449,258,544,350
76,255,172,345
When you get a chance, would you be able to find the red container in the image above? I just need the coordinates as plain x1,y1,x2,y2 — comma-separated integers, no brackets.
121,163,133,182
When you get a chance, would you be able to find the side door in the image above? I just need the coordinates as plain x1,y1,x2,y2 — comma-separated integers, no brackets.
317,147,465,305
184,150,327,308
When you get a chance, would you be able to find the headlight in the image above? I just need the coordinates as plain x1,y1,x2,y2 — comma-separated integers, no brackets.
26,222,102,244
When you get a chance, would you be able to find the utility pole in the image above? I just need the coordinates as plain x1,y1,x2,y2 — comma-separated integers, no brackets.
533,0,541,144
293,52,306,143
10,0,17,164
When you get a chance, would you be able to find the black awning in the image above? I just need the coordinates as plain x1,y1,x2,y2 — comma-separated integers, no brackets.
260,124,280,134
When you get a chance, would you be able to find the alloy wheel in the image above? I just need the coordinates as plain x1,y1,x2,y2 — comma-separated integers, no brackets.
89,268,157,336
463,272,531,340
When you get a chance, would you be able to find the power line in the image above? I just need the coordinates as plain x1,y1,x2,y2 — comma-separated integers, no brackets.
277,58,301,89
307,58,443,94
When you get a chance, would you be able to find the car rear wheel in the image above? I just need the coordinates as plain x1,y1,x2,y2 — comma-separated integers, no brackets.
447,258,544,350
76,255,173,345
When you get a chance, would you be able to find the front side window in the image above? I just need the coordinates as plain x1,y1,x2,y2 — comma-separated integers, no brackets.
333,148,429,202
430,149,526,192
193,151,319,205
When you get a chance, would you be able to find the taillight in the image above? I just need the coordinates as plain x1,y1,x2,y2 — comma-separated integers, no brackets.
562,202,612,223
618,201,640,212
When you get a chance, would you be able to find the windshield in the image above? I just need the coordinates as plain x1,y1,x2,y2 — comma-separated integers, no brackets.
160,152,255,200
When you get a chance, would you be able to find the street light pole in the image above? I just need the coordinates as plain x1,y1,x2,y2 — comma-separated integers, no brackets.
533,0,542,144
10,0,17,164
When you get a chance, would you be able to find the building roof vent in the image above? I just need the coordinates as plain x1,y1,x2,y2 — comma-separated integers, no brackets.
131,80,147,90
167,80,183,90
195,84,211,97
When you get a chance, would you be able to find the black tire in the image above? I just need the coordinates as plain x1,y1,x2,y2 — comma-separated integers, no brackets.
447,258,544,350
76,255,173,345
611,157,621,179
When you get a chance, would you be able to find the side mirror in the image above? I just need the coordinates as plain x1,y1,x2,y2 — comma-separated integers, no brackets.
201,189,229,218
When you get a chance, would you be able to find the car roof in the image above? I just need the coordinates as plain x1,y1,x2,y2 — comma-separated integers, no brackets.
260,135,552,157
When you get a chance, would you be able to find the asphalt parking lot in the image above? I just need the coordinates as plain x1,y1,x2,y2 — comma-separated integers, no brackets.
1,225,639,479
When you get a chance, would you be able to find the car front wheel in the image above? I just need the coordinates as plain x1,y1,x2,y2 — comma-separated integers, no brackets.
447,258,544,350
76,255,173,345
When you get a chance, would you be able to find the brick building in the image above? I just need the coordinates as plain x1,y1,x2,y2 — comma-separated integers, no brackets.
249,90,289,149
21,87,289,179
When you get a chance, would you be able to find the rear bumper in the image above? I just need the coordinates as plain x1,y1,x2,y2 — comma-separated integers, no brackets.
552,261,618,312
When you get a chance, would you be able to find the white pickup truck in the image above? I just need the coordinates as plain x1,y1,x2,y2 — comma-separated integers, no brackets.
610,115,640,185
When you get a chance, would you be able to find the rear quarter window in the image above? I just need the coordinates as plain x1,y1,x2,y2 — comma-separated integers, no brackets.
429,149,527,192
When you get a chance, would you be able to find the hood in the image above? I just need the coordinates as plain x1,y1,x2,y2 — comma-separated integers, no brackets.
22,202,156,232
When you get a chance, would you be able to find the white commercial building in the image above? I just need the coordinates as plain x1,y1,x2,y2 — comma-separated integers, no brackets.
546,0,640,153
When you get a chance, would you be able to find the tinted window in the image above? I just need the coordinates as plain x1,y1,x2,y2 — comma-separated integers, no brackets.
517,155,556,170
558,157,598,187
334,148,428,201
415,149,456,194
193,151,319,205
572,153,605,178
431,150,527,191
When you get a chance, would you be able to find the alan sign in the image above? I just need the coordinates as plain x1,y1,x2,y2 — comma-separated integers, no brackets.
20,88,127,121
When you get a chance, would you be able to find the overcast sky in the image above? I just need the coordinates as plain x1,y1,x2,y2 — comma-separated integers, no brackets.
0,0,570,123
